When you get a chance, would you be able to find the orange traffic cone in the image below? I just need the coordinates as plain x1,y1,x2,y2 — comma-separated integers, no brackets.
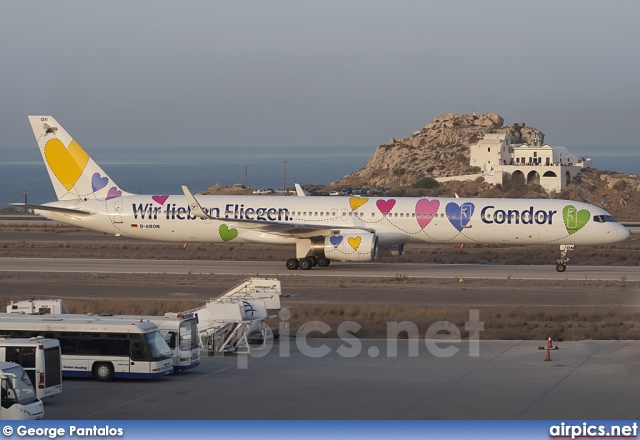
545,337,552,361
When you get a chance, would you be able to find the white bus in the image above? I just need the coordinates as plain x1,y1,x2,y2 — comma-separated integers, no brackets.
0,362,44,420
0,314,173,381
159,313,200,372
91,313,200,372
0,337,62,399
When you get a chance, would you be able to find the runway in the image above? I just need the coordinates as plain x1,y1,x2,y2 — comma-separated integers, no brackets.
42,339,640,420
2,257,640,280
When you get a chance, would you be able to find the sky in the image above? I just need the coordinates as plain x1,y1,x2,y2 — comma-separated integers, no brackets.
1,1,639,150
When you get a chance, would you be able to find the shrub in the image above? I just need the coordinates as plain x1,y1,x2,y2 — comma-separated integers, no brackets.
413,177,440,189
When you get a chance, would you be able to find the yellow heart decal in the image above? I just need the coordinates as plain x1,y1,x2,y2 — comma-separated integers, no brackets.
349,197,369,211
44,139,89,190
348,236,362,250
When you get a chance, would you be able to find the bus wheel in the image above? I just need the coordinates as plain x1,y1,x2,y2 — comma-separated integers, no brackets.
93,362,114,381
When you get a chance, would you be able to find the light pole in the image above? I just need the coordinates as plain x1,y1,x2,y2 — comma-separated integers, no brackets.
283,160,287,193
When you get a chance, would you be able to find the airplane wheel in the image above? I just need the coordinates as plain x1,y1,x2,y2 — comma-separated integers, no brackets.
286,258,299,270
317,257,330,267
556,263,566,272
299,258,313,270
308,256,318,266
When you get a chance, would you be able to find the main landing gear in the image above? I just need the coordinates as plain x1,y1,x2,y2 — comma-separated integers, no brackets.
556,244,575,272
286,257,331,270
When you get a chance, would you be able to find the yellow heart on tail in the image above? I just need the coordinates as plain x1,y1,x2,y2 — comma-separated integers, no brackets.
349,197,369,211
348,236,362,250
44,139,89,190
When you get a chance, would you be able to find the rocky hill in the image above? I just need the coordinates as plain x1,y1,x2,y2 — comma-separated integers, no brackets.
557,168,640,221
336,113,543,188
332,112,640,221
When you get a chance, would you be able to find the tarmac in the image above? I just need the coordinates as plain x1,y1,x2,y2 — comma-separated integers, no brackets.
43,339,640,420
3,257,640,281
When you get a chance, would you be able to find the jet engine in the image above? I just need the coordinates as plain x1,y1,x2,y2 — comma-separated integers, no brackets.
323,233,378,262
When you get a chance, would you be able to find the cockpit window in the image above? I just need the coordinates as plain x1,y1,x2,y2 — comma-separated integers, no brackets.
593,215,618,223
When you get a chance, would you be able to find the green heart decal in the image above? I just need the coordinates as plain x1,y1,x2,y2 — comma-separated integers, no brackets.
219,224,238,242
563,205,590,235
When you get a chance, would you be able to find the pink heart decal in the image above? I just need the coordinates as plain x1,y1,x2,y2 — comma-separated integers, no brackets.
152,195,169,205
415,199,440,229
376,199,396,215
106,187,123,200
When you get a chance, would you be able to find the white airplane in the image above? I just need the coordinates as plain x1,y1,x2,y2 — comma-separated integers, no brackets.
15,116,630,272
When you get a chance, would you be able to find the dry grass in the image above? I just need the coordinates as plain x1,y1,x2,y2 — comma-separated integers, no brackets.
283,304,640,341
55,299,640,341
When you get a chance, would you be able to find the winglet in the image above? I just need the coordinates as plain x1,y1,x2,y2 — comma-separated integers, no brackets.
181,185,213,220
295,183,306,197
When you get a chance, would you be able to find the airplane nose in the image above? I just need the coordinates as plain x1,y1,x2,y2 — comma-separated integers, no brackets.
618,224,631,242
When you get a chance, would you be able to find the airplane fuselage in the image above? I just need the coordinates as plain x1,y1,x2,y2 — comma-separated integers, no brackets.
37,194,628,247
23,115,631,271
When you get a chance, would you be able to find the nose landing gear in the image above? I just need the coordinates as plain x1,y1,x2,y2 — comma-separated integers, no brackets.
556,244,575,272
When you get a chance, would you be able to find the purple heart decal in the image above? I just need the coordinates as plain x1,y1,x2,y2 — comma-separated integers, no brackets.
376,199,396,215
329,236,343,248
91,173,109,192
152,195,169,205
445,202,475,232
106,186,123,200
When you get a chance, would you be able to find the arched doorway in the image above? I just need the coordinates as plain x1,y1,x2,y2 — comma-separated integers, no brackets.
527,170,540,186
510,170,525,185
565,171,571,186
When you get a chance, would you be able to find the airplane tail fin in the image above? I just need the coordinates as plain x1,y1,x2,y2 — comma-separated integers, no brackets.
28,116,132,201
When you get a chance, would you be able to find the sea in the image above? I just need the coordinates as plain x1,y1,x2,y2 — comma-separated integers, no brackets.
0,146,375,208
0,145,638,208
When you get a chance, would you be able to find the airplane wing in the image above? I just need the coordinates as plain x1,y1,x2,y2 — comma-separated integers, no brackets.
295,183,306,196
181,186,374,238
10,203,96,217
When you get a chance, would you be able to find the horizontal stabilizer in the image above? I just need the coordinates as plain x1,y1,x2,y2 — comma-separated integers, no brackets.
11,203,95,217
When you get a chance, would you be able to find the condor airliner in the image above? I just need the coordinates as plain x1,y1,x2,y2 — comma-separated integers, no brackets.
15,116,629,272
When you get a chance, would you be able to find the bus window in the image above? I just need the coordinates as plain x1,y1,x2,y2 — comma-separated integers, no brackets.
161,331,177,350
1,367,37,407
130,335,150,361
179,319,199,351
144,333,172,360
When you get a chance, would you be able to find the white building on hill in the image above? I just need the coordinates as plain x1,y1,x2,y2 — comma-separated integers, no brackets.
469,132,592,192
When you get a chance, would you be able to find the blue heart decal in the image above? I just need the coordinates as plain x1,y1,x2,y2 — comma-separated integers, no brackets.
445,202,475,232
91,173,109,192
330,236,343,248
